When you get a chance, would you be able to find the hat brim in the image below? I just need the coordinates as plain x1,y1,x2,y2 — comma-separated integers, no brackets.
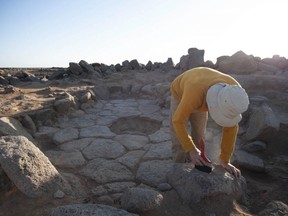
207,83,242,127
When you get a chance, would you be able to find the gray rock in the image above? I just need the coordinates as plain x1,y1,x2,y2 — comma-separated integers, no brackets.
143,142,172,160
130,59,141,70
246,104,280,141
187,47,205,69
79,125,115,138
114,134,149,150
0,136,70,198
79,60,102,77
92,85,110,100
179,48,204,71
218,51,258,74
82,139,126,160
234,150,265,172
34,126,59,141
29,108,58,126
59,138,94,152
122,60,132,70
58,116,96,129
117,150,146,169
54,93,78,114
145,61,153,70
157,183,172,191
0,75,9,85
167,163,247,203
241,141,267,152
53,127,79,145
80,91,92,103
54,190,65,199
61,172,88,198
138,104,160,115
18,114,37,135
0,117,34,141
69,62,84,75
80,159,134,184
45,150,86,168
51,204,138,216
136,160,174,187
148,129,171,143
92,182,136,196
121,187,163,212
258,200,288,216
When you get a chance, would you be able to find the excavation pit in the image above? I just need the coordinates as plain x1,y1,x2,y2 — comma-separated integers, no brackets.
110,116,162,135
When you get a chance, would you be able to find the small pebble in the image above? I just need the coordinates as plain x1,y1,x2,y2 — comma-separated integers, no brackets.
157,183,172,191
54,190,65,199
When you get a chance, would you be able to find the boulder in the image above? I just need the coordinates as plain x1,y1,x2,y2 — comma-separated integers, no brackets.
167,163,247,204
218,51,258,74
80,159,134,184
187,47,205,69
0,136,70,198
69,62,84,75
54,93,78,114
145,61,153,71
258,201,288,216
0,117,34,141
179,48,205,71
0,75,9,85
246,103,280,141
130,59,141,70
261,55,288,70
79,60,102,77
136,160,174,187
122,60,132,70
121,187,163,213
240,140,267,152
233,150,265,172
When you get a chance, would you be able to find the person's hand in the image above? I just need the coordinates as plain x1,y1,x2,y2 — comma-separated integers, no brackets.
189,148,209,166
221,162,241,178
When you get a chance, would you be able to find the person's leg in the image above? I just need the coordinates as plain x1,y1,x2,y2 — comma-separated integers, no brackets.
170,97,187,163
189,111,208,148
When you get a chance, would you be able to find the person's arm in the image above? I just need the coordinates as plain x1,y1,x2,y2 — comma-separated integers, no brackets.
172,101,196,152
219,125,238,163
220,125,241,177
172,89,202,152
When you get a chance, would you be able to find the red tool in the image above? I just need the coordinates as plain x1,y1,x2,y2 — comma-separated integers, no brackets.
199,138,211,163
194,138,212,174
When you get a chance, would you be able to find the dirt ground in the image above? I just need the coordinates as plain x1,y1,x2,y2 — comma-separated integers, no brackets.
0,70,288,216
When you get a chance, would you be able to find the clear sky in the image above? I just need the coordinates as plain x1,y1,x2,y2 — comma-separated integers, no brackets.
0,0,287,67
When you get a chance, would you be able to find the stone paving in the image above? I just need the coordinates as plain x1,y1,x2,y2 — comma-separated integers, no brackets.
38,98,175,203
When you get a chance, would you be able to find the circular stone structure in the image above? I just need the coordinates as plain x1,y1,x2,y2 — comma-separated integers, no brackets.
110,116,161,135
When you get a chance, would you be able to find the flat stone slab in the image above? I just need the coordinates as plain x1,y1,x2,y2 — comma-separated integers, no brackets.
82,139,126,160
79,125,115,138
80,159,134,184
51,204,138,216
45,150,87,168
136,160,174,187
121,187,163,212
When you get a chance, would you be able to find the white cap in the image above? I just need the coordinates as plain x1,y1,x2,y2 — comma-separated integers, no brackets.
206,83,249,127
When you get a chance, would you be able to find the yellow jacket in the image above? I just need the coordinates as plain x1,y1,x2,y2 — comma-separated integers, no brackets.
171,67,240,163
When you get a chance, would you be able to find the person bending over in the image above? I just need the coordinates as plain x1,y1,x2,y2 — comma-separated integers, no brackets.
170,67,249,177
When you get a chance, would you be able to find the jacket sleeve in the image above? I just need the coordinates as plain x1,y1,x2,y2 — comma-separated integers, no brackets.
172,87,203,152
219,125,239,163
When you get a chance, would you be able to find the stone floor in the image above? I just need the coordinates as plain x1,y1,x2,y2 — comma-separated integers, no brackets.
37,98,175,204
